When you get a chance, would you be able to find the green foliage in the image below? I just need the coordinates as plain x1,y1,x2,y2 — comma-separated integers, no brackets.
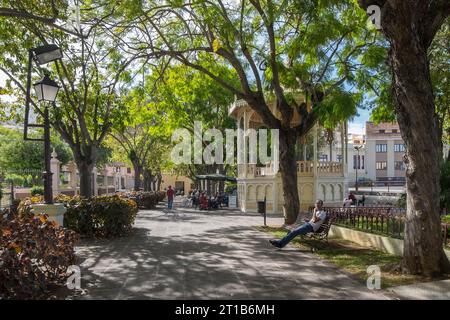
4,174,25,186
0,1,130,196
370,104,396,124
396,193,407,209
18,194,139,238
430,21,450,145
369,18,449,144
143,63,238,179
0,212,77,299
0,127,72,175
224,183,237,194
440,160,450,210
119,191,166,209
59,195,138,238
30,185,45,196
396,160,450,210
96,145,114,169
109,83,173,182
317,90,360,129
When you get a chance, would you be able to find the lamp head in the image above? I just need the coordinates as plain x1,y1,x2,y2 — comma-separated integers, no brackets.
33,74,60,102
32,44,63,65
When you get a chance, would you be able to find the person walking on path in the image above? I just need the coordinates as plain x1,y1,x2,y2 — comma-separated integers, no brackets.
167,185,174,210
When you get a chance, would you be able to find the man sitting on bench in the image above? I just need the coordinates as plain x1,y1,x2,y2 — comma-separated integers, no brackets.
269,199,326,248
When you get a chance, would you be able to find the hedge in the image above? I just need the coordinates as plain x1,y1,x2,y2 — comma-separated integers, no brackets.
19,194,138,238
118,191,166,209
62,195,138,238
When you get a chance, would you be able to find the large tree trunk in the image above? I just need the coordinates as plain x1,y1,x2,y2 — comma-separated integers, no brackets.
132,161,142,191
386,16,450,277
279,128,300,224
76,161,94,198
143,168,153,192
73,146,97,198
156,171,162,191
357,0,450,277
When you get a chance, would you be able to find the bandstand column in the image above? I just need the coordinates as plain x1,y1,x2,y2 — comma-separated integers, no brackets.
313,124,319,201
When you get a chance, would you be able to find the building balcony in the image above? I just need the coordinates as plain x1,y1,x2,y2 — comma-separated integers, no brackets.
238,161,344,179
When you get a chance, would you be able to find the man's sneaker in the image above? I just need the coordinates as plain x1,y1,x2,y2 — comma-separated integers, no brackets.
269,239,282,248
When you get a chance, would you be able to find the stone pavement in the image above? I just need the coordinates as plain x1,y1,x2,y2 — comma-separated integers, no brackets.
388,279,450,300
72,202,392,300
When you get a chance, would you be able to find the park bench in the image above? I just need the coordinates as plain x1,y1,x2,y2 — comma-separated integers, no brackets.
297,216,333,252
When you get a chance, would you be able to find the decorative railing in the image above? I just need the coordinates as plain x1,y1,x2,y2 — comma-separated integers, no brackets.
321,206,406,239
317,161,343,175
246,164,273,177
310,206,449,247
297,161,314,175
238,161,344,178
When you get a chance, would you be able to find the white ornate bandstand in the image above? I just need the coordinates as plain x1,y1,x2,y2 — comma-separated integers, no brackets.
229,98,349,214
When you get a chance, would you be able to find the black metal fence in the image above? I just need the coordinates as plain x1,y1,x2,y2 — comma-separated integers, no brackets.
321,206,406,239
312,206,449,247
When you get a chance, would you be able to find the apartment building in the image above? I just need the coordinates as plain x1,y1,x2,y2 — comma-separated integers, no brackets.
365,122,406,185
347,133,367,184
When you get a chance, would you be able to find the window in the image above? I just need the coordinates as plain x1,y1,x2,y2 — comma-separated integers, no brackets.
376,161,387,170
353,155,364,169
337,154,343,162
319,154,328,162
376,144,387,153
394,144,405,152
379,130,385,133
392,129,398,133
395,161,405,171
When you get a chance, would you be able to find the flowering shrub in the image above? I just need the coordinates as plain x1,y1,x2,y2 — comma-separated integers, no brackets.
17,195,44,218
0,213,77,299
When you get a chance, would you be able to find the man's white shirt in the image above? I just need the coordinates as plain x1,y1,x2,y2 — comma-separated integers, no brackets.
309,210,327,232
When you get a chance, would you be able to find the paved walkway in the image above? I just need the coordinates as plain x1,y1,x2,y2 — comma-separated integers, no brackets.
72,203,391,300
388,279,450,300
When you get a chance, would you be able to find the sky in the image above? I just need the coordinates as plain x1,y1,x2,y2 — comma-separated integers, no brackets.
0,71,370,135
349,109,370,135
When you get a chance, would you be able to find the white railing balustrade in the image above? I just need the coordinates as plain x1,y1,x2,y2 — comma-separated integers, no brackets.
239,161,343,178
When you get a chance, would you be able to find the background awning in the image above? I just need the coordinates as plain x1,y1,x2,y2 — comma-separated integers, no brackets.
195,174,237,182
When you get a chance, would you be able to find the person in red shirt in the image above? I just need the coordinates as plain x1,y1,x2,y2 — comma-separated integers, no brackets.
167,186,174,209
199,192,208,210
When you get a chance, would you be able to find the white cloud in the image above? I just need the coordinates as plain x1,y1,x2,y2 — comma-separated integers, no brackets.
348,122,365,135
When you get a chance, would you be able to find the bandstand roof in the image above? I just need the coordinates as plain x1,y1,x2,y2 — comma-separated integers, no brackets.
195,174,237,182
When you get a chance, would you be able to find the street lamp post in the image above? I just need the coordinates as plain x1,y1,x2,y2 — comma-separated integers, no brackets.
33,75,60,204
354,145,363,192
24,45,62,205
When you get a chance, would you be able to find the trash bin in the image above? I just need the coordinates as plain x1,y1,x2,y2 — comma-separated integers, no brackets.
257,201,266,214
